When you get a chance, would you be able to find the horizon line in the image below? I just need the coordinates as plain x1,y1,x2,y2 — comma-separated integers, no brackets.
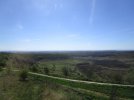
0,50,134,52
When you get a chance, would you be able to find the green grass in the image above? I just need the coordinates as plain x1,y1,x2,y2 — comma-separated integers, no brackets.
38,59,86,80
0,72,44,100
1,68,134,100
30,73,134,100
0,70,109,100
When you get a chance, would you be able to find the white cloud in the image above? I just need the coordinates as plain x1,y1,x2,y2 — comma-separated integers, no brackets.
28,0,63,15
54,3,58,9
17,24,24,30
110,27,134,34
34,38,41,41
20,38,41,43
22,39,32,42
59,3,63,8
89,0,96,24
67,34,80,39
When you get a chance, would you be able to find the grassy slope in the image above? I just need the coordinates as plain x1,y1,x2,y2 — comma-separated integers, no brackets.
1,52,134,100
0,72,44,100
30,73,134,100
0,68,134,100
38,59,86,80
0,70,108,100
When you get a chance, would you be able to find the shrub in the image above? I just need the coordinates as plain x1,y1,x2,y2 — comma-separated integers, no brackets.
0,66,3,71
19,70,28,81
44,67,49,75
30,65,38,72
62,67,69,77
6,67,12,75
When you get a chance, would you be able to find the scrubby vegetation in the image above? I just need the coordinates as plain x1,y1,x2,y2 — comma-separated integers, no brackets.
0,51,134,100
19,70,28,81
0,70,107,100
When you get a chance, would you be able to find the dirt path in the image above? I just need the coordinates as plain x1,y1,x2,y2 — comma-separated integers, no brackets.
29,71,134,88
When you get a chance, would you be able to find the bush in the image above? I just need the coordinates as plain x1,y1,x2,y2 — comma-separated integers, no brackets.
109,86,119,100
30,66,38,72
0,66,3,72
44,67,49,75
62,67,69,77
6,67,12,75
19,70,28,81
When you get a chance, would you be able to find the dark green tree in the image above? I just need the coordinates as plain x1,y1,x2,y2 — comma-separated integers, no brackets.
109,86,118,100
62,67,69,77
44,67,49,75
0,66,2,72
30,65,38,72
113,73,123,84
19,70,28,81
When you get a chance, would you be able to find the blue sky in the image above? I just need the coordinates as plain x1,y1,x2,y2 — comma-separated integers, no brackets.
0,0,134,51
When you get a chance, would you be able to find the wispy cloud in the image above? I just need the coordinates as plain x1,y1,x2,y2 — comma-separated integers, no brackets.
17,24,24,30
21,39,32,42
30,0,63,15
89,0,96,24
67,34,78,38
20,38,41,43
109,27,134,34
